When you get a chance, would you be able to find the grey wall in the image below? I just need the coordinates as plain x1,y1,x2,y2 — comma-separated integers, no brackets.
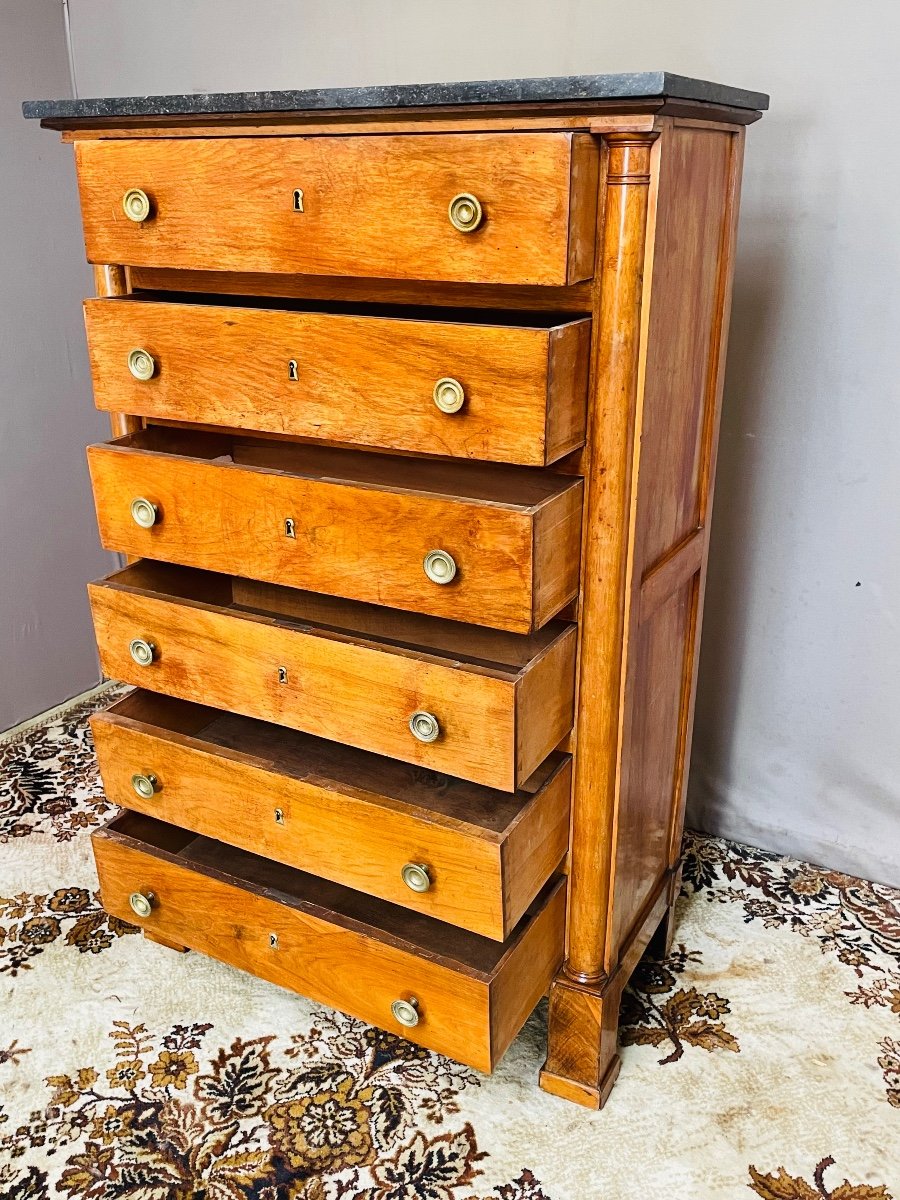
39,0,900,884
0,0,112,731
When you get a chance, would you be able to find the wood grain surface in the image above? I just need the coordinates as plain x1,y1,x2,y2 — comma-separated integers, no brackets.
84,298,590,466
87,427,584,632
88,561,576,791
75,133,598,285
93,811,566,1071
92,690,571,939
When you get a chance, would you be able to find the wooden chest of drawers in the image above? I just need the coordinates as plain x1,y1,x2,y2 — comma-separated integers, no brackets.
27,71,766,1107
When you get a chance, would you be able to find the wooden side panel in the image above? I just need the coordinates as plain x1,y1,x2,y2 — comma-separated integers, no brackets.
531,479,584,629
607,124,744,960
501,758,572,934
634,125,732,565
75,133,595,285
84,299,589,466
515,627,577,783
489,881,567,1062
567,132,601,283
546,319,593,467
610,586,691,950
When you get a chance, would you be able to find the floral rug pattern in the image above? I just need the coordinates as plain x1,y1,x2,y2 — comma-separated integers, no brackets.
0,689,898,1199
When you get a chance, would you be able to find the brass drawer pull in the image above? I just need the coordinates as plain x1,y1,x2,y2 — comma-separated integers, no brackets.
448,193,483,233
401,862,432,893
391,996,420,1028
122,188,152,223
130,497,158,528
131,772,158,800
409,710,440,743
129,890,155,919
423,549,457,585
129,638,156,667
433,377,465,414
127,348,156,381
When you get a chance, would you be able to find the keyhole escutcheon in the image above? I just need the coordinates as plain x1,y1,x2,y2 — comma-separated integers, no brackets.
292,189,304,212
288,359,299,381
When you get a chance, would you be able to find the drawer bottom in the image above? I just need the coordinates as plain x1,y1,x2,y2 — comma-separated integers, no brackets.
93,812,566,1072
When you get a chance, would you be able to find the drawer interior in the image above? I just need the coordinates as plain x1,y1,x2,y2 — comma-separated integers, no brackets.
120,289,592,328
103,559,573,677
103,688,569,835
104,809,560,976
105,425,581,508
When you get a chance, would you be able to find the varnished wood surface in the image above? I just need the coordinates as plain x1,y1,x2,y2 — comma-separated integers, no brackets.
87,427,584,633
75,133,598,285
91,265,141,441
84,297,589,465
129,269,595,314
611,123,741,960
93,811,567,1071
88,561,577,791
558,133,659,989
542,122,749,1105
43,98,756,1099
92,690,571,940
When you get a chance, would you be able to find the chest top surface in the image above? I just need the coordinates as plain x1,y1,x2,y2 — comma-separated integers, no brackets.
23,70,768,124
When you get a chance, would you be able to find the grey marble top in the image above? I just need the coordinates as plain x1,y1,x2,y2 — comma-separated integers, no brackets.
23,72,768,122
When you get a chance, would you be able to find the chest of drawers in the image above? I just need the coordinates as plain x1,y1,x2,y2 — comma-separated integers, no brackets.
26,71,767,1107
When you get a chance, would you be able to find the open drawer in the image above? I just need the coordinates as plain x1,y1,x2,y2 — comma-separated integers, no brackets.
84,296,590,467
88,562,576,792
87,426,584,634
93,811,567,1072
92,690,571,940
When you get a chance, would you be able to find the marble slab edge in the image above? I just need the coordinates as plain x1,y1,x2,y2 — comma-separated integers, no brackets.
23,71,769,121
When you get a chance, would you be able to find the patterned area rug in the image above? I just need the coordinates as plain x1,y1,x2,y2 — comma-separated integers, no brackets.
1,688,898,1199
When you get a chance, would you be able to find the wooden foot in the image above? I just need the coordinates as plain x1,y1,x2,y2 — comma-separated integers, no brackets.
539,974,624,1109
646,865,683,960
646,899,678,961
540,879,674,1107
143,929,189,953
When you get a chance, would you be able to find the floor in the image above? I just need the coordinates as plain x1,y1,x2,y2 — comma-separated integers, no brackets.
0,687,897,1199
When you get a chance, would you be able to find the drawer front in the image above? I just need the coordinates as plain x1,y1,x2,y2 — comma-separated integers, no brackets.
87,576,577,792
91,693,572,940
93,816,567,1071
84,299,590,466
87,435,583,634
75,133,598,286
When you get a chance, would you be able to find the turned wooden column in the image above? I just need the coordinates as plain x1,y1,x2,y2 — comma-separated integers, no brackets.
541,132,658,1106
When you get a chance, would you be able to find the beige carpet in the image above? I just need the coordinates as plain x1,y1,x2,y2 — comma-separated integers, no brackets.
0,687,897,1199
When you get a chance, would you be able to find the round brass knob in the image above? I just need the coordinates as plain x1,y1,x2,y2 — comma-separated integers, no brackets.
127,348,156,381
401,862,432,893
433,377,465,415
423,549,457,585
130,497,158,528
409,710,440,743
391,997,420,1028
129,638,156,667
129,891,155,919
448,193,483,233
122,188,152,223
131,772,158,800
